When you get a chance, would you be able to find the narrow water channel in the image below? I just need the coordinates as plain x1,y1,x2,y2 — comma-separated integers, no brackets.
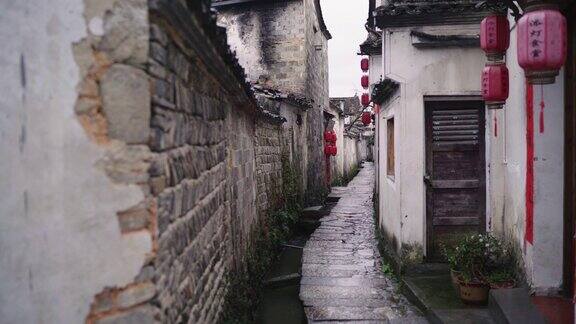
256,236,307,324
255,202,337,324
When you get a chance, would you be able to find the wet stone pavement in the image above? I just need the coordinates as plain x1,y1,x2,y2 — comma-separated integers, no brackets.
299,162,426,323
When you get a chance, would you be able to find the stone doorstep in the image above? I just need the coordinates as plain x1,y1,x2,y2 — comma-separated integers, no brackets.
488,288,547,324
402,273,497,324
402,269,548,324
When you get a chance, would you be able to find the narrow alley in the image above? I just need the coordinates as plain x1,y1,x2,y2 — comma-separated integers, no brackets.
300,163,424,323
1,0,575,323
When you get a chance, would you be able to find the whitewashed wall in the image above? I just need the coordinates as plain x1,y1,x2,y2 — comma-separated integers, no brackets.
0,2,151,322
488,16,565,294
377,24,485,256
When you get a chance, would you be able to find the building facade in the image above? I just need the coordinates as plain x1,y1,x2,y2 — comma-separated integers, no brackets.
369,0,576,304
214,0,332,201
0,0,329,322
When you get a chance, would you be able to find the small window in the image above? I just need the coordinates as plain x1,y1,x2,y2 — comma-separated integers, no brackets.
387,118,395,177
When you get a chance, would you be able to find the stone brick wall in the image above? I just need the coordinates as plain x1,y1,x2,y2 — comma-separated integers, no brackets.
216,0,331,202
303,0,330,199
227,106,257,263
216,2,307,94
87,0,263,322
255,119,283,214
0,0,325,322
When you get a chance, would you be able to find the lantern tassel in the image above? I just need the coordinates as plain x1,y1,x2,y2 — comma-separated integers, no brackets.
494,113,498,138
539,85,545,134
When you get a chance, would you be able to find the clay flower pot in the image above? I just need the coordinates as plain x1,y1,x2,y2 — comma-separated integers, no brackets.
458,280,489,305
450,269,462,293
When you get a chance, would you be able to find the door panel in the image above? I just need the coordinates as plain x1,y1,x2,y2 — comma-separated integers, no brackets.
425,99,486,261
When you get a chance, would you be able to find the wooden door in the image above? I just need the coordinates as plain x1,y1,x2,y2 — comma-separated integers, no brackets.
425,99,486,261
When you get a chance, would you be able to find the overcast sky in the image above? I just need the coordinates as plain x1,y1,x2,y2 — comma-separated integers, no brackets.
321,1,369,98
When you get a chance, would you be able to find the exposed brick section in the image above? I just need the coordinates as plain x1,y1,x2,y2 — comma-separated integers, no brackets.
255,120,283,214
148,12,234,321
77,0,328,322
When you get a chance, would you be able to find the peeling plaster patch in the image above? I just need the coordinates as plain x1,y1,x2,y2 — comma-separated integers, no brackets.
89,17,104,36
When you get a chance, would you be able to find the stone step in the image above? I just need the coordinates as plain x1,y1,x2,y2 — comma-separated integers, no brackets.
488,288,546,324
298,218,320,233
302,205,324,220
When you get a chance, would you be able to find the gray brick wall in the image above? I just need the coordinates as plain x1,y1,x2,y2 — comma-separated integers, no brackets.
255,120,283,214
217,0,331,201
217,2,306,94
303,0,330,198
148,17,233,323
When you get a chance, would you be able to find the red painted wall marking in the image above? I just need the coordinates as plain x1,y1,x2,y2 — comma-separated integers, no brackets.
494,113,498,138
526,82,534,245
539,85,545,134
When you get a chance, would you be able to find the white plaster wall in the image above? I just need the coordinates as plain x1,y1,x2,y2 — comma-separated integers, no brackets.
279,103,309,191
0,2,151,323
488,17,565,293
333,117,345,179
379,25,485,254
379,97,402,252
370,54,383,86
343,136,359,176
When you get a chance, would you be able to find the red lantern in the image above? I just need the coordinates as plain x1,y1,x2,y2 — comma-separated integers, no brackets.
361,111,372,126
361,58,369,72
361,93,370,107
330,131,337,143
324,145,332,156
324,130,331,142
331,145,337,156
482,63,509,109
480,15,510,61
361,75,370,89
517,5,567,84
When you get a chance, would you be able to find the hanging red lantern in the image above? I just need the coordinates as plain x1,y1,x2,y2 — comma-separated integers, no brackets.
323,130,331,142
517,4,567,84
331,145,337,156
361,75,370,89
482,63,509,109
361,93,370,107
361,58,369,72
361,111,372,125
324,145,332,156
480,14,510,61
330,130,337,142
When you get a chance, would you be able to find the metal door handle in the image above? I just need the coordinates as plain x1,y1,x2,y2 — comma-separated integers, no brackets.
424,174,431,185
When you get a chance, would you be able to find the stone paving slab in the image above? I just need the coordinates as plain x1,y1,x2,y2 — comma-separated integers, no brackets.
299,162,425,323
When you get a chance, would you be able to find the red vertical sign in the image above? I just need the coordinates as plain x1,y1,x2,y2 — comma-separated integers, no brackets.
525,82,534,245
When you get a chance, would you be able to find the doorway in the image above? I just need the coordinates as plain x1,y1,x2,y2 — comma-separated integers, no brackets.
425,98,486,260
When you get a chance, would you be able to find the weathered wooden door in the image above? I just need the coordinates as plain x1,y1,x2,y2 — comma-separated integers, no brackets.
425,99,486,261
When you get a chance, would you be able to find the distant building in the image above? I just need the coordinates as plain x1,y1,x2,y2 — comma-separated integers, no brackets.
214,0,332,200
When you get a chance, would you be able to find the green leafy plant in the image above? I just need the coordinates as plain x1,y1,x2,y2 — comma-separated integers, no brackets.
381,262,394,276
443,234,515,285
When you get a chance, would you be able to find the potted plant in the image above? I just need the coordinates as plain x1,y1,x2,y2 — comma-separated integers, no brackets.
483,237,516,289
487,269,515,289
442,244,463,292
454,234,490,305
443,234,516,304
